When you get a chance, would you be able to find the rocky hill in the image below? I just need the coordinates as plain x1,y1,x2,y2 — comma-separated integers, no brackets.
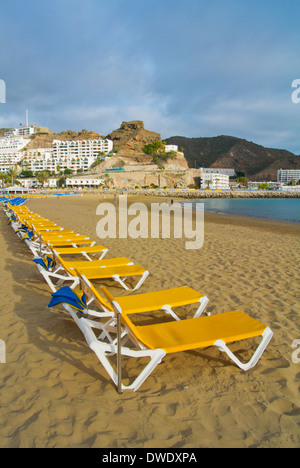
165,135,300,180
106,120,161,163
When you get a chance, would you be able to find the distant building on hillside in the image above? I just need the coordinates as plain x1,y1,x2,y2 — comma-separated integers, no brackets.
277,168,300,184
199,167,236,177
4,125,50,137
0,136,29,173
200,172,229,190
52,139,113,160
65,177,104,188
165,144,178,153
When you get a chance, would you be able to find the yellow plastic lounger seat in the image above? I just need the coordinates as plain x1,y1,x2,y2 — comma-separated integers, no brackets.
116,286,206,315
41,232,83,241
37,230,75,238
48,238,95,247
54,245,108,261
54,246,107,255
18,215,45,222
77,264,147,280
127,310,267,354
59,257,135,275
44,235,93,243
74,276,209,325
33,225,65,232
76,264,149,291
55,245,107,255
27,222,61,230
53,245,108,261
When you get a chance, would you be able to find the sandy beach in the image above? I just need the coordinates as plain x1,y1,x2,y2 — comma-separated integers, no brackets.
0,193,299,448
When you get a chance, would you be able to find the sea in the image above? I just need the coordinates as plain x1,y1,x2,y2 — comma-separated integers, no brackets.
182,198,300,223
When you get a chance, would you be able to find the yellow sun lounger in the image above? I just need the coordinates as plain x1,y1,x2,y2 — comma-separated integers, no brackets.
75,264,149,291
101,287,273,391
53,245,108,261
47,237,96,248
72,273,210,345
48,282,272,392
32,252,149,292
55,253,137,276
77,273,209,322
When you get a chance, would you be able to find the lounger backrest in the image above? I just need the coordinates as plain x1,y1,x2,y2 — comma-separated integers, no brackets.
79,276,113,311
101,286,143,342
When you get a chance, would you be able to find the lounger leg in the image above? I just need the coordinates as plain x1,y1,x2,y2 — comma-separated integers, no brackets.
112,271,149,291
213,327,273,371
193,296,210,318
69,312,166,392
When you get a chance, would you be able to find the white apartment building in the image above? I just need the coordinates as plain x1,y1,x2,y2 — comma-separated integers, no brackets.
165,145,178,153
22,148,95,174
277,169,300,184
22,149,56,173
22,138,113,174
65,177,104,188
4,126,35,137
279,185,300,192
4,125,50,138
199,167,236,177
200,172,230,190
52,139,113,159
0,136,29,173
0,133,113,175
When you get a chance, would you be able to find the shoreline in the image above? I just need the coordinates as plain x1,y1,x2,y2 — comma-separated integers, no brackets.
93,193,300,233
2,188,300,199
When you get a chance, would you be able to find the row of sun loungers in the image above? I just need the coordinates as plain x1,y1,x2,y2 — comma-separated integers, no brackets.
4,201,273,393
1,196,28,206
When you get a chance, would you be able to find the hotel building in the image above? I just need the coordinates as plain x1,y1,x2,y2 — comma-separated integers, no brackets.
52,139,113,160
277,169,300,184
0,137,29,173
200,172,230,190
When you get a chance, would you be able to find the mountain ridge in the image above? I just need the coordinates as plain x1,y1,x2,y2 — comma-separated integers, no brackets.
165,135,300,180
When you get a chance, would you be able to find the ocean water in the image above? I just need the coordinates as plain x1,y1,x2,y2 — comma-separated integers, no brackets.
183,198,300,223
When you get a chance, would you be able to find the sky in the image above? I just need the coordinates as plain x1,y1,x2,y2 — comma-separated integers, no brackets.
0,0,300,153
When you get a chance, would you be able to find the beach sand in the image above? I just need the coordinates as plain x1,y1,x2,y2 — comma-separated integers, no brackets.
0,193,299,448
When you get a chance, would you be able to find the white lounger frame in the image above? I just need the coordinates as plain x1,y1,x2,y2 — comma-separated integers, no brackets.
61,302,273,392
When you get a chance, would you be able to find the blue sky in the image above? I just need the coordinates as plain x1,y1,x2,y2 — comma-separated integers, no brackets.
0,0,300,153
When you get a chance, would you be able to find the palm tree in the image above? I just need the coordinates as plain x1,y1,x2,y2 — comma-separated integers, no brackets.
7,167,18,186
0,172,6,188
36,171,50,187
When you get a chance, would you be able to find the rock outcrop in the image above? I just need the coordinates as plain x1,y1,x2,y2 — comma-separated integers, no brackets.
106,120,161,162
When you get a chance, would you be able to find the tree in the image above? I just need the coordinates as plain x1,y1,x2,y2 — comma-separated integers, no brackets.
7,167,18,186
19,170,34,178
258,182,269,190
63,168,73,175
0,172,7,188
36,171,50,187
142,141,162,155
236,176,248,187
57,177,66,188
